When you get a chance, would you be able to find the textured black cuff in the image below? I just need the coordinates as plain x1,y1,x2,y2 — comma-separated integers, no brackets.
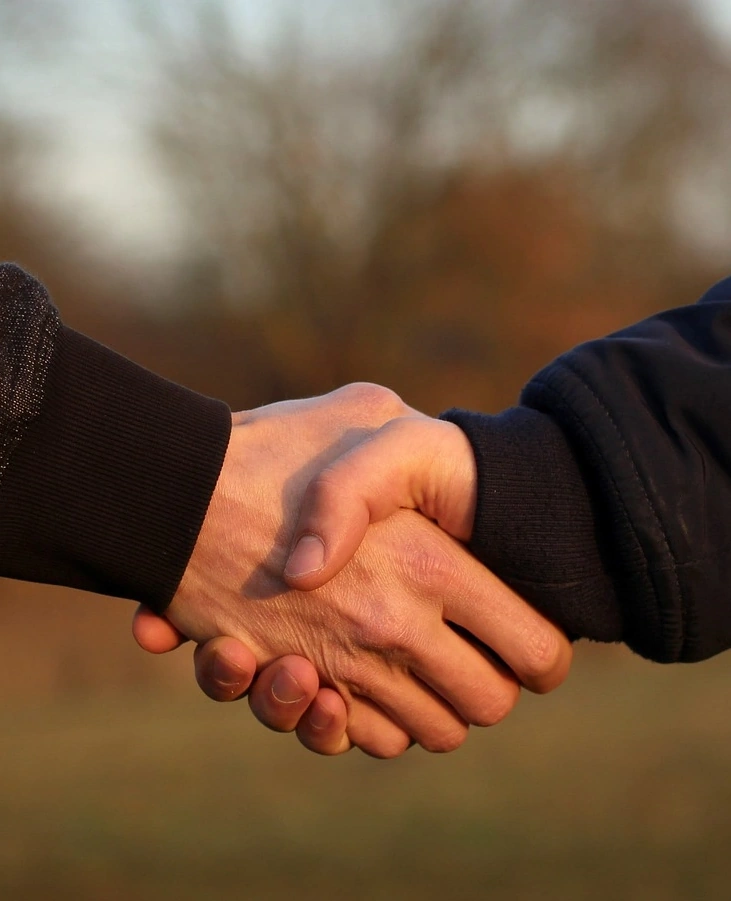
439,406,624,645
0,321,231,612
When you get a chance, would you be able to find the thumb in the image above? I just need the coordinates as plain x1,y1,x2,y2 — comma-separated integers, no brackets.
283,417,476,590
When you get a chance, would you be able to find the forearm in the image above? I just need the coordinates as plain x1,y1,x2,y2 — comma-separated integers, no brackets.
0,264,231,611
443,276,731,663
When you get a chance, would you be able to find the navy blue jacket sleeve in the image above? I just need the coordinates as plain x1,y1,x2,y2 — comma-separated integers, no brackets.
443,276,731,663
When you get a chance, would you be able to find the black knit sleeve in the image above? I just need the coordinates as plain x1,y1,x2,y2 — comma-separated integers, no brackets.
0,263,231,612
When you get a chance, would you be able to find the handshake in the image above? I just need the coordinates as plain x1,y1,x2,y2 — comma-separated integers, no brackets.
133,384,571,758
3,262,724,755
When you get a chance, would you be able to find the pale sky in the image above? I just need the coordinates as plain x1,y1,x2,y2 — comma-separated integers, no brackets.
4,0,731,261
4,0,399,258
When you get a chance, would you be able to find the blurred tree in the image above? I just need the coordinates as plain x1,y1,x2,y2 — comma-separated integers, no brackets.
0,0,102,306
0,120,80,284
132,0,731,412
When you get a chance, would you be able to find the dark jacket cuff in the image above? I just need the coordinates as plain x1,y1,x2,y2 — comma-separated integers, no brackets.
0,323,231,612
439,405,625,645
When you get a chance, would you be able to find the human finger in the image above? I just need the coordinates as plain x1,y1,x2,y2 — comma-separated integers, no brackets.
403,621,522,728
247,655,331,732
294,688,352,756
194,636,258,701
442,565,573,695
196,645,353,755
352,671,471,754
132,604,188,653
342,695,416,759
364,516,564,709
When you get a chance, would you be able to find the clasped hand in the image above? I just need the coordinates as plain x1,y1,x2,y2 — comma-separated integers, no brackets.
133,384,571,757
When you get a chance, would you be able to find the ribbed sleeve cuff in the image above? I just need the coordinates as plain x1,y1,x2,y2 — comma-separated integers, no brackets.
0,324,231,612
439,406,624,644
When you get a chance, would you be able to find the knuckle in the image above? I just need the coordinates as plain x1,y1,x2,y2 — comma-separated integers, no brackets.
362,733,413,760
520,627,566,690
298,731,348,757
364,614,417,661
339,382,406,421
470,682,520,727
405,543,460,594
420,723,469,754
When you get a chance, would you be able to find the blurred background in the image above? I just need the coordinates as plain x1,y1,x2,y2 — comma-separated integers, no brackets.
1,0,731,898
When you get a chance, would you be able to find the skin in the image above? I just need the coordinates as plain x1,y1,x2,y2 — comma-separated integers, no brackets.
133,609,351,755
135,385,572,757
284,415,479,589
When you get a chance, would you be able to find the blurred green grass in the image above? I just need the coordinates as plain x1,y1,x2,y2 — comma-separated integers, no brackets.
1,644,730,901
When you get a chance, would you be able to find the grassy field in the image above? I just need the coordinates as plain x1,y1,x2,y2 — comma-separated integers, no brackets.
0,644,730,901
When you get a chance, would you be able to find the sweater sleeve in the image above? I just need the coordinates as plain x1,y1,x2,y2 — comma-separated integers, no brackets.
442,275,731,664
0,263,231,613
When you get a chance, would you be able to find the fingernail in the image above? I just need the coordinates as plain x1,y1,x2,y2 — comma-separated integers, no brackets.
285,535,325,578
271,669,306,704
308,704,334,731
212,652,247,688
